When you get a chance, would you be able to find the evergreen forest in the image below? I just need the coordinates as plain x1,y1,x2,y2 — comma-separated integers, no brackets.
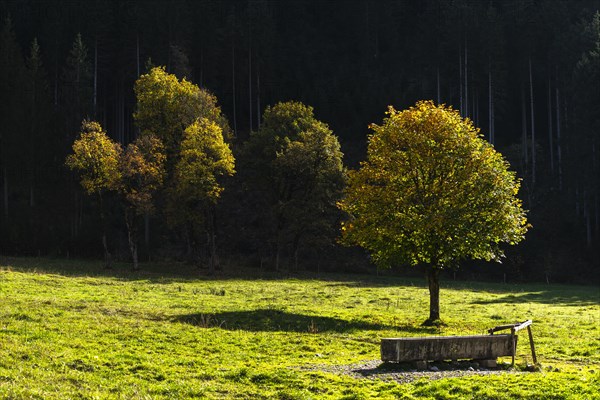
1,0,599,283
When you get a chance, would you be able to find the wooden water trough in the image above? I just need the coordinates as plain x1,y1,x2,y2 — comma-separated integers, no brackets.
381,320,537,368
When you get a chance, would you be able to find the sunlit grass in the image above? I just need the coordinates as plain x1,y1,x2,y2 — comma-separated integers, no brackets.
0,256,598,399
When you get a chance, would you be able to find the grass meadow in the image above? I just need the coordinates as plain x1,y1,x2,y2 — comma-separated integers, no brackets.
0,257,598,399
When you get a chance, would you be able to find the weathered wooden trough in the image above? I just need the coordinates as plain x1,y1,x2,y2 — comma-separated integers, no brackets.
381,320,536,368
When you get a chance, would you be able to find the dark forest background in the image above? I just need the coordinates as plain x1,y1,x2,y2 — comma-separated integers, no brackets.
1,0,599,283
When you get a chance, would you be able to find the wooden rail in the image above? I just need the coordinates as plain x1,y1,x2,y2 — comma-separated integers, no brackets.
488,319,537,365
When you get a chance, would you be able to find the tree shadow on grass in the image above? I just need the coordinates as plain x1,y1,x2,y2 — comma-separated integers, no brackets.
0,256,419,285
174,309,439,334
471,292,600,306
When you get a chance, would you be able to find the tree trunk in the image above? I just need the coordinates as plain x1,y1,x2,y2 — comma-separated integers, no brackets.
529,58,536,187
426,266,441,323
275,243,281,272
185,225,193,261
144,212,150,256
232,37,237,136
464,40,468,117
556,82,563,190
207,206,217,275
274,228,281,272
29,72,37,209
521,87,528,169
594,193,600,237
93,38,97,117
256,62,261,128
248,37,253,133
585,192,592,248
459,45,463,116
436,65,440,104
136,34,140,78
99,193,112,269
488,59,494,144
125,209,139,271
3,166,8,218
292,232,301,272
547,73,554,174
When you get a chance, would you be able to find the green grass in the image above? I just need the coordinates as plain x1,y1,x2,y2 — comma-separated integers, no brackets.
0,257,598,399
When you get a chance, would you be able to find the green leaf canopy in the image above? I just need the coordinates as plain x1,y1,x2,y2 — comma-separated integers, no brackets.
339,101,529,269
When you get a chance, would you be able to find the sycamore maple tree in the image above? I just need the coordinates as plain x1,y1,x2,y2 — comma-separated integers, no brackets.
339,101,529,324
171,118,235,274
67,121,166,271
134,67,234,272
243,101,345,271
66,120,121,268
134,66,231,155
118,134,166,271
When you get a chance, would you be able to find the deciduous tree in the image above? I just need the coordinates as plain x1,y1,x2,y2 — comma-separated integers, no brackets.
118,134,166,271
339,101,529,323
243,101,345,270
66,120,121,268
134,67,234,271
170,118,235,274
134,66,230,155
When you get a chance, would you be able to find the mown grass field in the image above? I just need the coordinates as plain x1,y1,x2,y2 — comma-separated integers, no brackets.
0,257,598,399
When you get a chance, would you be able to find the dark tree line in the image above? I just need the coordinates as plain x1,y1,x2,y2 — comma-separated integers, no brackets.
0,0,599,282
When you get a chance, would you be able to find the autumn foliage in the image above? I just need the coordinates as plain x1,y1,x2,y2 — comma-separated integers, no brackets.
339,101,529,322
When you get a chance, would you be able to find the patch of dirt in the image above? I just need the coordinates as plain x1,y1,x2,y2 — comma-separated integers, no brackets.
297,360,522,384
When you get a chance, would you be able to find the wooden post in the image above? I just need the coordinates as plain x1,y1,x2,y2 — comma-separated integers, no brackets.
527,325,538,364
511,327,516,367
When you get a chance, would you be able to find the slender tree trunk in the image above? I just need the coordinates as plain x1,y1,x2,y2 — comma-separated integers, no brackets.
274,225,281,272
54,37,58,107
248,38,253,133
521,87,529,169
93,38,97,117
199,46,203,87
144,213,150,245
556,83,563,190
488,60,494,144
2,167,8,218
29,184,34,208
136,34,140,77
99,193,112,269
72,190,79,238
207,206,217,275
120,81,125,143
232,39,237,136
185,224,193,261
29,76,36,209
426,266,441,323
275,242,281,272
594,192,600,237
436,65,440,104
594,144,599,240
585,192,592,248
125,209,139,271
292,232,301,272
459,45,463,116
473,91,478,125
464,40,468,117
529,58,536,187
256,62,261,128
547,73,554,174
373,4,379,59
